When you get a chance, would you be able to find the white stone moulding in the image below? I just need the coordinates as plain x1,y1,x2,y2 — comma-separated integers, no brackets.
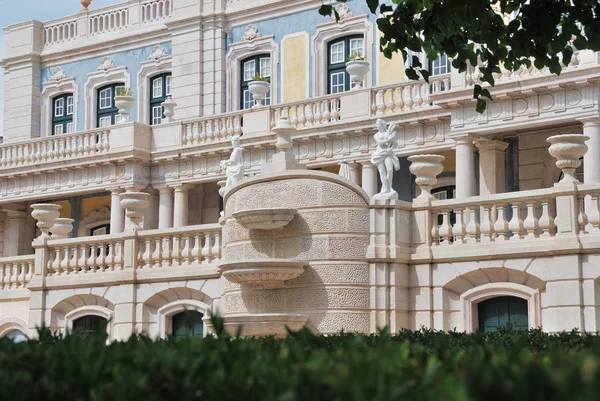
232,208,297,230
219,259,307,289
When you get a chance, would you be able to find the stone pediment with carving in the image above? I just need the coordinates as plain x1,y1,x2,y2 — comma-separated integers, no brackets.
242,24,262,41
97,56,117,71
81,206,111,228
331,3,353,21
50,67,68,82
148,45,169,61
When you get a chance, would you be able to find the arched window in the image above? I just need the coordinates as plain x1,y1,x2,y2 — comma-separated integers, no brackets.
5,329,27,343
73,315,107,335
149,73,172,125
478,296,528,332
241,54,271,109
172,311,204,338
327,35,364,94
97,83,125,128
52,93,74,135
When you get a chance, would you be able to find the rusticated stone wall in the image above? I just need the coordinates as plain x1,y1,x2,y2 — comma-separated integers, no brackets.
222,172,372,334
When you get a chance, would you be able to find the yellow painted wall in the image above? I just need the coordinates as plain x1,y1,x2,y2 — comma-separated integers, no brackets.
55,200,72,219
283,34,308,102
378,31,406,85
82,195,111,220
438,150,456,173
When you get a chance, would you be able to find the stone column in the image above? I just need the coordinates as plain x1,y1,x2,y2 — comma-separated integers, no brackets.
475,139,509,195
361,161,378,199
158,187,174,229
454,136,476,198
109,188,125,234
172,184,193,228
348,162,361,186
583,118,600,184
4,209,27,256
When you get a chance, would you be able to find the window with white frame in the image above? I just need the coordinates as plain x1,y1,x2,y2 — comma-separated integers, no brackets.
96,83,124,127
241,54,271,109
327,35,364,94
52,93,74,135
149,73,171,125
429,54,451,76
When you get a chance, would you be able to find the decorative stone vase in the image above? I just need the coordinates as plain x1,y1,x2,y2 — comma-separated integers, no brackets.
248,80,270,108
346,60,370,90
232,208,298,230
407,154,446,200
51,218,74,239
114,95,135,123
31,204,61,237
161,96,176,123
81,0,92,11
274,117,294,151
219,260,306,289
547,134,589,184
119,192,150,230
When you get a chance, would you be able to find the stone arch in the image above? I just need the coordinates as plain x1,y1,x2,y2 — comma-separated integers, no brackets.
51,294,115,336
0,317,29,338
141,287,214,338
442,266,545,332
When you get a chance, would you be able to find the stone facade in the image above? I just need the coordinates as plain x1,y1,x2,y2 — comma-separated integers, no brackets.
0,0,599,340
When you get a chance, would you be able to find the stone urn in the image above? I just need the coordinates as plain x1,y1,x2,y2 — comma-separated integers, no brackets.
31,204,61,237
248,80,270,108
161,96,176,123
346,60,370,90
80,0,92,11
114,95,135,123
547,134,589,184
51,218,74,239
408,154,446,200
120,192,150,230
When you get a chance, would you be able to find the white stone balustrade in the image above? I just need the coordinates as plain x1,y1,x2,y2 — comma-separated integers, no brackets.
44,19,77,46
89,7,129,36
271,95,342,128
0,256,34,289
46,234,125,275
181,112,244,146
141,0,173,23
371,74,451,115
136,224,221,268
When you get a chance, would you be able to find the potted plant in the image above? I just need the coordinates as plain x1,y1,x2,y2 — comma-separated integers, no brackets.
346,51,370,90
114,87,135,123
247,73,270,108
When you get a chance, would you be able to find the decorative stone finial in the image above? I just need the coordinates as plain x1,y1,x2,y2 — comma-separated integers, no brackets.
161,96,176,123
242,24,262,41
81,0,92,12
51,218,74,239
408,154,445,200
547,134,589,185
261,117,305,173
50,67,67,82
97,56,116,71
148,45,169,61
31,204,61,238
120,192,150,231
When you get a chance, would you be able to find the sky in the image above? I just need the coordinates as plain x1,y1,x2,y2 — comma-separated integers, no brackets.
0,0,122,137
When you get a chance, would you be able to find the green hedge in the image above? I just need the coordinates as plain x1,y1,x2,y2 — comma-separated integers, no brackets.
1,319,600,401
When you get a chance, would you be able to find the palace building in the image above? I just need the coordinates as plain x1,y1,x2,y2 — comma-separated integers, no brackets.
0,0,599,340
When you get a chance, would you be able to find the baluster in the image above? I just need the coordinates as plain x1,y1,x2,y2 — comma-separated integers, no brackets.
422,82,431,105
25,262,33,286
523,200,540,239
298,104,306,127
452,208,466,244
305,104,315,126
52,247,61,275
438,209,453,245
233,116,242,136
479,204,494,242
393,87,404,111
493,203,510,241
413,84,423,108
152,237,162,268
79,244,87,273
114,241,123,270
538,198,555,238
143,238,152,268
17,262,26,288
60,246,70,274
588,193,600,232
105,242,114,271
375,89,385,115
577,195,588,234
508,203,525,240
202,233,211,263
87,244,97,272
0,264,5,288
97,242,107,271
83,133,90,155
385,88,394,113
10,263,18,288
102,132,110,152
192,233,201,263
430,211,440,246
181,235,192,265
160,236,170,266
313,101,323,124
289,105,298,126
198,121,206,142
212,232,221,260
172,236,182,266
464,208,480,242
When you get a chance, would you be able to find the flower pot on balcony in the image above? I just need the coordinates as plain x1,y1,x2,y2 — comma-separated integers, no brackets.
248,80,270,108
408,154,446,200
120,192,150,230
219,259,306,289
31,204,61,237
547,134,589,184
51,218,74,239
114,95,135,124
346,60,370,90
232,208,297,230
161,96,176,123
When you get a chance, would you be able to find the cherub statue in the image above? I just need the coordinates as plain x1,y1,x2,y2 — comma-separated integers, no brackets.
219,135,245,196
371,119,400,200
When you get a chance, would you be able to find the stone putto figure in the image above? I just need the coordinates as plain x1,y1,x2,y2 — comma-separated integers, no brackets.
371,118,400,200
219,136,245,197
